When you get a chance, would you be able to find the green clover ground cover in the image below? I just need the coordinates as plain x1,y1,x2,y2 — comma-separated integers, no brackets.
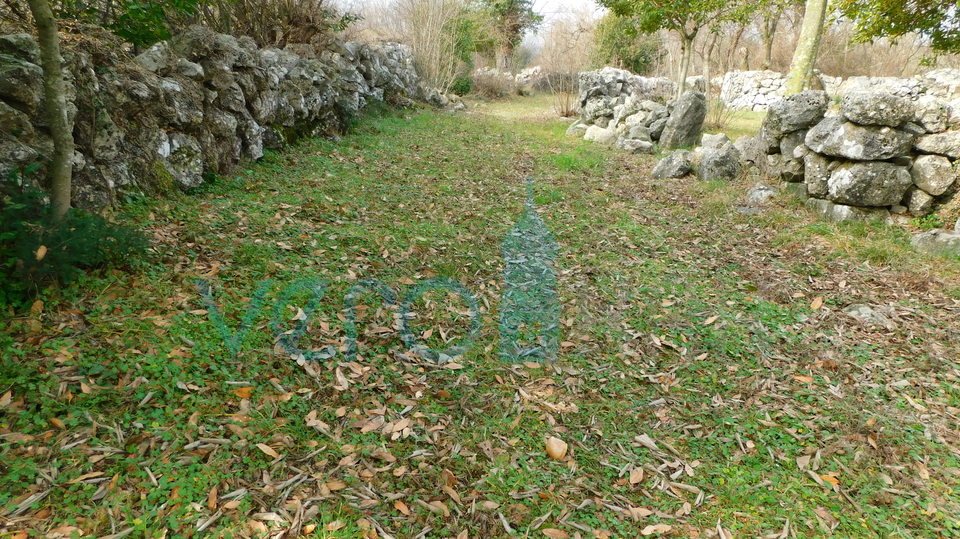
3,97,960,538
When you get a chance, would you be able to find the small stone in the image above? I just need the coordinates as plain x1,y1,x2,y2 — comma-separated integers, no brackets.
745,183,778,206
843,304,893,329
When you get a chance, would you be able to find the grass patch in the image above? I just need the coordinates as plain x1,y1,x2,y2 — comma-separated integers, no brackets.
3,97,960,539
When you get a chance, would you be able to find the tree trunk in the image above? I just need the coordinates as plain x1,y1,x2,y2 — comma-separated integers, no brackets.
676,31,695,99
784,0,828,95
28,0,74,222
727,24,745,74
703,32,718,100
761,9,783,70
497,43,512,72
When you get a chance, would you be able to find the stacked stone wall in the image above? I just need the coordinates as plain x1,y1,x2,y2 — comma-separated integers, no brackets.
0,26,423,208
741,89,960,226
717,69,960,111
568,67,706,152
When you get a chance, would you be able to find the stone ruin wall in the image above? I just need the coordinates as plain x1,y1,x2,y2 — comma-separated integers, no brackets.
567,67,708,153
718,68,960,112
0,26,423,208
739,88,960,244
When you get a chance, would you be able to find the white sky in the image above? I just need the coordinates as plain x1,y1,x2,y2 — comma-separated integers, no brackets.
532,0,603,24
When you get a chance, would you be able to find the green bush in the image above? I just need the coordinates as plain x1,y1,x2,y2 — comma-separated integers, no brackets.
0,173,149,309
592,13,662,75
450,76,472,96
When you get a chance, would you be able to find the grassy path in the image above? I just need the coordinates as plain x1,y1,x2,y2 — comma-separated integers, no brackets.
3,97,960,538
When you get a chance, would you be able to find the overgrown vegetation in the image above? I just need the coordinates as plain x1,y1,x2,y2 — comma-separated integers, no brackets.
1,0,354,48
0,170,148,310
591,13,662,75
3,97,960,538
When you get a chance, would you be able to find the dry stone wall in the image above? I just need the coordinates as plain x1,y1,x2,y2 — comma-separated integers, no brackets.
0,26,422,208
740,89,960,229
717,69,960,112
569,67,706,152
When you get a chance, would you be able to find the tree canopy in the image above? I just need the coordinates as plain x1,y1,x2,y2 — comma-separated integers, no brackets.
835,0,960,54
596,0,758,97
482,0,541,69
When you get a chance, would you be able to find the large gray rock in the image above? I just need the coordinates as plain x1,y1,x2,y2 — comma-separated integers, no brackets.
0,34,40,64
135,42,174,73
701,133,731,150
903,186,935,217
780,129,808,159
0,55,43,113
805,198,892,224
915,96,950,133
804,152,831,198
781,157,804,182
911,229,960,256
160,133,204,190
911,154,957,196
840,91,915,127
762,90,829,139
659,89,706,150
648,118,667,140
805,117,914,160
652,150,692,178
696,146,741,181
915,131,960,158
616,138,655,154
584,125,617,145
582,96,614,124
827,161,913,206
734,134,766,167
625,125,652,141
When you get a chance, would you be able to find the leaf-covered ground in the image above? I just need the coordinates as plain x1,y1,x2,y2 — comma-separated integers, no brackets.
3,96,960,539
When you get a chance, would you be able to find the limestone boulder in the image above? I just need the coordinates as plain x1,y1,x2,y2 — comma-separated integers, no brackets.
745,183,778,206
0,54,43,113
160,132,204,190
781,157,804,182
659,89,706,150
734,134,766,167
911,154,957,196
804,152,831,198
805,198,892,224
911,229,960,256
915,95,950,133
696,145,741,181
652,150,692,179
566,121,588,137
827,161,913,206
0,34,40,63
762,90,829,139
840,90,914,127
135,42,175,74
648,118,667,141
903,186,935,217
701,133,731,150
616,138,655,154
915,131,960,158
584,125,617,145
176,59,205,81
805,117,913,160
779,129,808,159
